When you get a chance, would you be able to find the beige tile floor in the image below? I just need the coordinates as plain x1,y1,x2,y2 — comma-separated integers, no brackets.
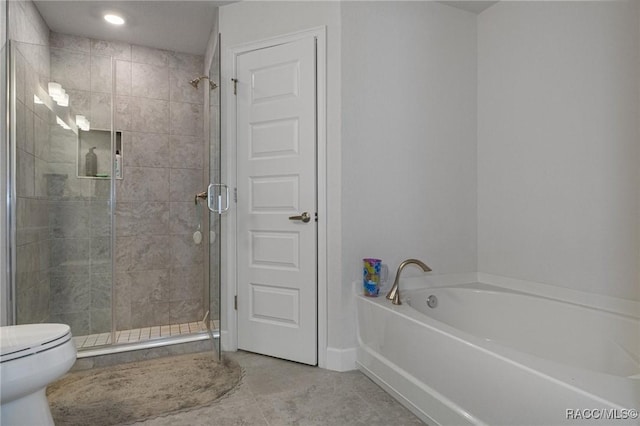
133,351,425,426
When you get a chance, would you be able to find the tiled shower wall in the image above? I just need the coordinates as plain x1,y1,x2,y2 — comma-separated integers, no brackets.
49,32,206,332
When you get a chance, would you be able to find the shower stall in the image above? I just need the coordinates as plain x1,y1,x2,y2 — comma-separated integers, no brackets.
4,31,223,359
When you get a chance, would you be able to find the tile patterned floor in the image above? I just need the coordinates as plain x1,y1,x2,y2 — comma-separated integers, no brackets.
132,350,425,426
73,320,219,349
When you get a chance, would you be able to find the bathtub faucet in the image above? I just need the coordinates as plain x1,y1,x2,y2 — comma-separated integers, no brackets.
386,259,432,305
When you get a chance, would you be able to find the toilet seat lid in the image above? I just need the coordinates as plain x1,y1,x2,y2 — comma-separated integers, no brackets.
0,323,72,362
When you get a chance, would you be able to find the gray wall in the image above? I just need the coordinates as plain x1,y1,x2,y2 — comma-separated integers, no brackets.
477,1,640,301
8,0,49,45
341,2,478,349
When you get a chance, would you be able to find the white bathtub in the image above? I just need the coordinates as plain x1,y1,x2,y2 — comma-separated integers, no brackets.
356,273,640,425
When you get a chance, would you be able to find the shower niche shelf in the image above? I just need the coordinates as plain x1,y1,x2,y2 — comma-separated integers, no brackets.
77,129,123,179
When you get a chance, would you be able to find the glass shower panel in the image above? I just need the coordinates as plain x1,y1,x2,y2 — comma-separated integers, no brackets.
11,41,114,341
208,35,222,359
1,11,8,326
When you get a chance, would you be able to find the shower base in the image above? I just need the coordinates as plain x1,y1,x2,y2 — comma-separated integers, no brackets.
70,320,220,370
73,321,214,349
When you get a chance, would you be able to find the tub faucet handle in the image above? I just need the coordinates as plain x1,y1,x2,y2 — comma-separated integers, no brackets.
195,191,207,205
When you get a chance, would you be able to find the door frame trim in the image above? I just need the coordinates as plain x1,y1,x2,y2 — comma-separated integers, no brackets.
222,26,328,368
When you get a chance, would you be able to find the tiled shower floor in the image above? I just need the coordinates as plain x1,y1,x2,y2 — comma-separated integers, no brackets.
73,320,219,349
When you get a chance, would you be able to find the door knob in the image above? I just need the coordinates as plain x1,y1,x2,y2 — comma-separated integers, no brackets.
289,212,311,223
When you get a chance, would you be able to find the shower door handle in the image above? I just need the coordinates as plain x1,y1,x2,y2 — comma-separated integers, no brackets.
207,184,229,214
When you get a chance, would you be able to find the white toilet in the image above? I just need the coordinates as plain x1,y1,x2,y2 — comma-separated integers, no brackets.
0,323,77,426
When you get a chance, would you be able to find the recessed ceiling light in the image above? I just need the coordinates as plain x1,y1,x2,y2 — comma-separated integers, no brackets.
104,14,125,25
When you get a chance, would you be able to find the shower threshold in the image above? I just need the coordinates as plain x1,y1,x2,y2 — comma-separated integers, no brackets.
74,320,220,358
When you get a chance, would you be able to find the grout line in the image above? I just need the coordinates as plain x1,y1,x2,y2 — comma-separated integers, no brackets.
85,334,99,347
95,333,109,346
73,335,88,348
139,327,151,340
128,328,141,342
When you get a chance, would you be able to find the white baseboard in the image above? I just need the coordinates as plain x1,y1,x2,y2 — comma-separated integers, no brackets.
325,347,357,372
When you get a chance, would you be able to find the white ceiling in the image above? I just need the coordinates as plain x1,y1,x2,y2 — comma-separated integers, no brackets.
34,1,498,56
33,1,230,55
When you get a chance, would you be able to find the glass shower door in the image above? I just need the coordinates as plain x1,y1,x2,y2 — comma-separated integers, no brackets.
207,34,222,359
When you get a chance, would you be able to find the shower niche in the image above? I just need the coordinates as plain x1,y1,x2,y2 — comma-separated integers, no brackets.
77,129,123,179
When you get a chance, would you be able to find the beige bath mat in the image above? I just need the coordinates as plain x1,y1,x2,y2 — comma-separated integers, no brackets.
47,352,242,425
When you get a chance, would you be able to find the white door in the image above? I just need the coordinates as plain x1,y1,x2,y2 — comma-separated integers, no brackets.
236,36,317,365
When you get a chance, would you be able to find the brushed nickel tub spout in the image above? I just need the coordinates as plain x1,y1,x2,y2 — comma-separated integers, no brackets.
386,259,431,305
